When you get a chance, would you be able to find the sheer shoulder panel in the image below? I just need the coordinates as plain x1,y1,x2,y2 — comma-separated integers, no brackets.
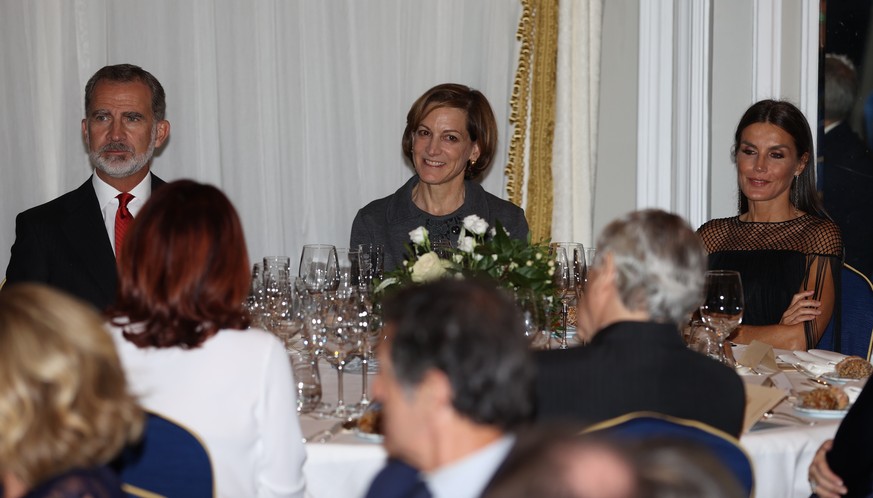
698,215,843,258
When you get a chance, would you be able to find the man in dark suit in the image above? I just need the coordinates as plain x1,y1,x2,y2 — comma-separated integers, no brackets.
822,54,873,176
535,210,746,437
366,279,535,498
821,54,873,279
4,64,170,310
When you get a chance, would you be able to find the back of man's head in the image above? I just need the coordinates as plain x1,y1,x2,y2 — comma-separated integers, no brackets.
381,278,534,430
824,54,857,123
596,209,707,325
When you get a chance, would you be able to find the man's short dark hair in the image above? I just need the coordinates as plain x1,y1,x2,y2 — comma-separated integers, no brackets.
381,278,534,430
84,64,166,121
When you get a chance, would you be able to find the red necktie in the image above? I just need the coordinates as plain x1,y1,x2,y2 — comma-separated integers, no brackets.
115,192,135,259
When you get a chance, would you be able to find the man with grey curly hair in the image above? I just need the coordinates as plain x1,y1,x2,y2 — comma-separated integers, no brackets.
534,209,745,437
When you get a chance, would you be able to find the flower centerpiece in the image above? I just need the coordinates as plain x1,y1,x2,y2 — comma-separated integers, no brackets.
375,215,556,301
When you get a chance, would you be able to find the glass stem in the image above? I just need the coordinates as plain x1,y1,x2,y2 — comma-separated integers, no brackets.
360,336,370,405
560,301,569,349
336,361,345,409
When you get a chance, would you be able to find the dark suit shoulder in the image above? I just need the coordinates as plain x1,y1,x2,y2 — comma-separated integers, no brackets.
15,179,95,223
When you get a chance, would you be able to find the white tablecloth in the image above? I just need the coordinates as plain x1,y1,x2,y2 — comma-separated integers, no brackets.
300,352,863,498
736,347,868,498
301,363,385,498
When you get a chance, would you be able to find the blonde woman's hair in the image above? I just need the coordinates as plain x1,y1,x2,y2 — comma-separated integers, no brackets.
0,284,144,488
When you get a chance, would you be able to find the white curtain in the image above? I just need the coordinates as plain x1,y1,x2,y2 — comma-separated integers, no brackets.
551,0,602,246
0,0,522,274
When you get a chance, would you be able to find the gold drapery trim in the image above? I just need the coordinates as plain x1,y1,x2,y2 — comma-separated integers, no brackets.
506,0,559,244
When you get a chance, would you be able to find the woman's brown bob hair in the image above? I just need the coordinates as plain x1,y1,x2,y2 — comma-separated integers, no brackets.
111,180,251,348
401,83,498,180
0,283,143,487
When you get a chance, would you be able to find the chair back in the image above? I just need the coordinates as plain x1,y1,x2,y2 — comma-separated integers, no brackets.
818,264,873,360
583,411,754,496
113,412,214,498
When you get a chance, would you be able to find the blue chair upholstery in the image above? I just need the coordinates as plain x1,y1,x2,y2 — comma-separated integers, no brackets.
818,264,873,360
112,412,214,498
582,411,754,496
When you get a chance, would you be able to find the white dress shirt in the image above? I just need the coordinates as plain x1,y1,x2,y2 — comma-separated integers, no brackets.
109,324,307,498
92,173,151,255
425,435,515,498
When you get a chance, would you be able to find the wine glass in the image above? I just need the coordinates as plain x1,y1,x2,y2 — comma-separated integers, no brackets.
699,270,744,366
321,294,363,418
550,243,585,349
298,245,340,295
349,290,379,414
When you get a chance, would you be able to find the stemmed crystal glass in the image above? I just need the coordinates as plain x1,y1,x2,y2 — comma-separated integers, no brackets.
299,245,340,296
550,243,586,349
699,270,744,367
349,290,381,414
321,294,363,418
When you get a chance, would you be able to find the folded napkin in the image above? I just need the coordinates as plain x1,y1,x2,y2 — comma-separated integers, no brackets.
737,340,779,372
807,349,848,363
743,384,787,433
790,351,833,376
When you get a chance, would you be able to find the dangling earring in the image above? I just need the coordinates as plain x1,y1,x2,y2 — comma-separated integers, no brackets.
792,175,800,215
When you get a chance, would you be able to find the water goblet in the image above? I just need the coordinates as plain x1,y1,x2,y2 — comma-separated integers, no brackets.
699,270,744,367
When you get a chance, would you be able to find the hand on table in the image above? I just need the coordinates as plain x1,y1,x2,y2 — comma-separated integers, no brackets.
808,439,847,497
780,291,821,325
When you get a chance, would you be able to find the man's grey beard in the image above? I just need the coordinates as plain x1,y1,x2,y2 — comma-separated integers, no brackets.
88,125,157,179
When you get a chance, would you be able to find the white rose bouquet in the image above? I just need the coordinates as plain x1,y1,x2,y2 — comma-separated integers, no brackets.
373,215,556,300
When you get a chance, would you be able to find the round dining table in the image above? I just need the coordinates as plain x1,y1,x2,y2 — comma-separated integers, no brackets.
299,348,864,498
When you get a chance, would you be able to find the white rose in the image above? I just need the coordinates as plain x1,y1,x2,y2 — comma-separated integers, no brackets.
411,252,449,283
409,226,429,245
458,236,476,254
462,215,489,235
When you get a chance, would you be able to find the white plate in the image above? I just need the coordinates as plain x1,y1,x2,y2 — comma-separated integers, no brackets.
353,428,384,443
793,405,850,419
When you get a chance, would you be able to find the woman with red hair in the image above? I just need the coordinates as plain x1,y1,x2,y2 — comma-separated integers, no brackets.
108,180,306,498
